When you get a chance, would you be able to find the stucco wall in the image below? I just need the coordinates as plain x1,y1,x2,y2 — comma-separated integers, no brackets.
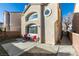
73,4,79,33
10,12,21,31
3,12,22,32
72,13,79,33
69,32,79,55
3,12,10,31
44,4,61,45
55,8,62,44
74,4,79,13
71,4,79,55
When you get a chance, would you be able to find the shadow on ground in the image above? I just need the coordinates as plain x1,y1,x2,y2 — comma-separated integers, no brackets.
57,52,71,56
0,45,9,56
20,46,57,56
20,46,72,56
57,35,72,45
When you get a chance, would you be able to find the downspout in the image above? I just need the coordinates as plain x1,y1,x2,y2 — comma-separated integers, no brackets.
40,4,45,43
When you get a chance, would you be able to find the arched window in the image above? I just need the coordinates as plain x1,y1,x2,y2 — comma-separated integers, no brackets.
29,25,37,34
29,13,38,20
26,12,38,21
26,24,38,34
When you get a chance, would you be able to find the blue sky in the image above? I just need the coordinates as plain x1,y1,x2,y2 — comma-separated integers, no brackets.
0,3,75,22
0,3,27,22
60,3,75,17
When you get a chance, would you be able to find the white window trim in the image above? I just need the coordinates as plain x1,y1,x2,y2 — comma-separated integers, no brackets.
29,13,38,21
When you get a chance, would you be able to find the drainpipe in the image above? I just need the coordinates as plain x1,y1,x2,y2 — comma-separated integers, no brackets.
40,4,45,43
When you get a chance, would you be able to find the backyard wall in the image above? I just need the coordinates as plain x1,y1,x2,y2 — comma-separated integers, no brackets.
72,13,79,33
69,32,79,55
0,31,21,41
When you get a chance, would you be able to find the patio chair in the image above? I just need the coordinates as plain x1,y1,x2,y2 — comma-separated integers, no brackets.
32,35,37,42
23,33,28,41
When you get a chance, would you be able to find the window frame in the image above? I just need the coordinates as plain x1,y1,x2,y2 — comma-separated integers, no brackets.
28,25,38,34
26,12,38,21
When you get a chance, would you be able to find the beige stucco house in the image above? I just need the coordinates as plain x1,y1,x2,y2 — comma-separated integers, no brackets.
3,11,22,31
21,3,62,45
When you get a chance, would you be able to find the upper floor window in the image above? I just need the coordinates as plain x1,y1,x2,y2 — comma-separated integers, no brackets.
26,12,38,21
29,13,38,20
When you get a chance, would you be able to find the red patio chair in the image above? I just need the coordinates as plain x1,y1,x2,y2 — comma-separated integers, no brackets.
32,35,37,42
23,33,28,41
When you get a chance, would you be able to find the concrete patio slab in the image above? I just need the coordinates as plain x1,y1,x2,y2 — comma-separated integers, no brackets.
36,44,59,54
57,45,77,56
1,38,59,56
20,46,57,56
1,38,77,56
2,38,37,56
